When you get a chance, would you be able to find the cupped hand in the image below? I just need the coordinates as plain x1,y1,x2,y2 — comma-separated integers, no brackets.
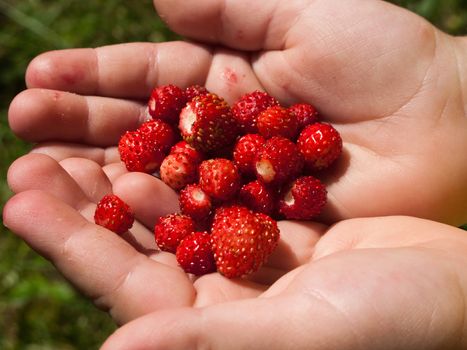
7,0,467,225
100,215,467,350
4,154,467,350
3,153,327,324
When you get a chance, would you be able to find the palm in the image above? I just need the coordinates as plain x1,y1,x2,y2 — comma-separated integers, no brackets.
104,216,467,349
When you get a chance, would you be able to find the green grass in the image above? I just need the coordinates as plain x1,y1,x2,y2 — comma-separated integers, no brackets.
0,1,466,348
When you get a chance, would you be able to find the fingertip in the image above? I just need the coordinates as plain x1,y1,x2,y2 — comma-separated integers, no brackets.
25,52,54,88
25,49,96,92
7,153,57,193
8,89,40,140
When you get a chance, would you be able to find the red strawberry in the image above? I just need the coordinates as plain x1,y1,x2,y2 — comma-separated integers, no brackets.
184,85,209,102
278,176,327,219
160,153,198,191
288,103,319,130
233,134,266,177
176,231,216,276
170,141,204,165
148,84,187,124
199,158,241,201
154,214,196,253
94,194,134,234
178,93,238,153
118,130,166,173
231,90,279,134
138,119,176,152
211,205,280,278
239,180,276,215
257,106,299,140
297,123,343,171
255,136,303,186
179,184,212,221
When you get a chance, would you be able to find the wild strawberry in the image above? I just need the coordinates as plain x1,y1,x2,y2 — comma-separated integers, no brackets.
160,153,198,191
288,103,319,130
176,231,216,276
118,130,166,173
255,136,303,186
199,159,241,201
257,106,299,140
179,93,238,153
211,205,280,278
148,84,187,124
94,194,134,234
184,85,209,102
138,119,176,152
231,90,279,134
170,141,204,165
154,214,196,253
239,180,276,215
297,123,343,171
179,184,212,221
233,134,266,177
278,176,327,219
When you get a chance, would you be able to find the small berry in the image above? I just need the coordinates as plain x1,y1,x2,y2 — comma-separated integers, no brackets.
239,180,276,215
94,194,134,234
211,205,280,278
179,93,238,153
199,158,241,201
154,214,196,253
179,184,212,221
255,136,303,186
257,106,299,140
118,130,166,173
176,231,216,276
160,153,198,191
148,84,187,124
233,134,266,177
231,91,279,134
288,103,319,130
138,119,176,152
170,141,204,165
184,85,209,102
297,123,343,171
278,176,327,219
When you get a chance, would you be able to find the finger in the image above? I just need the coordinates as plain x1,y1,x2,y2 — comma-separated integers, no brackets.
9,89,145,145
31,143,119,165
7,153,88,208
8,153,156,251
3,190,195,324
153,0,296,50
25,42,212,98
204,48,264,104
59,157,112,203
112,172,180,229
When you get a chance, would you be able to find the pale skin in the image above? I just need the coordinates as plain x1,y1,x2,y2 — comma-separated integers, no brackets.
3,0,467,349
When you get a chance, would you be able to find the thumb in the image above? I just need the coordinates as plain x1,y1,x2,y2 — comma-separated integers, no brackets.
100,294,360,350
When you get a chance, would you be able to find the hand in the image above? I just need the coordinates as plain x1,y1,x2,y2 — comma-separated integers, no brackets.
99,215,467,350
5,160,467,348
7,0,467,225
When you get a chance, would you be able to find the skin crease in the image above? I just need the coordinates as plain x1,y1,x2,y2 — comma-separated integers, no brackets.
2,0,467,349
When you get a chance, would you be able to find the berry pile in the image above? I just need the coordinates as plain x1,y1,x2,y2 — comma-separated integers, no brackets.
95,85,343,279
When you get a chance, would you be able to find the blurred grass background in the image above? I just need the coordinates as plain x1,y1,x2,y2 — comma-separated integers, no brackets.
0,0,466,349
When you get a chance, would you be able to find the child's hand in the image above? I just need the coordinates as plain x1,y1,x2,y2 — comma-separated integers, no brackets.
4,157,467,348
8,0,467,226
